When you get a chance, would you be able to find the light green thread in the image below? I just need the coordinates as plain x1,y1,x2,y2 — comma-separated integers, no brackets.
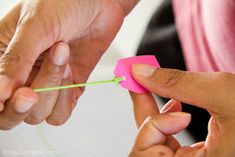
33,77,125,93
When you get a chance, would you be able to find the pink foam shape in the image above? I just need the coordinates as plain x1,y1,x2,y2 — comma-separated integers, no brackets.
114,55,160,93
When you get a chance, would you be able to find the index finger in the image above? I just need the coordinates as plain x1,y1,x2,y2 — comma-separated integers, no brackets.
132,65,235,114
129,92,159,128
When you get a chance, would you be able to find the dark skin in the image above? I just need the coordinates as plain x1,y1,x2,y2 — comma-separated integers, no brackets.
129,64,235,157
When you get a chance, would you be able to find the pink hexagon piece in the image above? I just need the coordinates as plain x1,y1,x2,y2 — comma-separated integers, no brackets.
114,55,160,93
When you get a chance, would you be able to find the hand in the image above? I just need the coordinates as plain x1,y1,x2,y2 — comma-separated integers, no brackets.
0,0,138,126
0,42,72,130
129,64,235,157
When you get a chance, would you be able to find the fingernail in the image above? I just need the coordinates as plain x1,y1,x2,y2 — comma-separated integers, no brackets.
14,96,35,113
63,64,71,79
161,99,175,112
132,64,156,77
168,112,191,119
50,43,69,66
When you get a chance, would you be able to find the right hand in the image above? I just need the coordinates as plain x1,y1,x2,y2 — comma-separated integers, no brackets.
0,0,138,128
129,65,235,157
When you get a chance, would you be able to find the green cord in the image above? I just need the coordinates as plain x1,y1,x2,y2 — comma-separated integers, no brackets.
33,77,125,93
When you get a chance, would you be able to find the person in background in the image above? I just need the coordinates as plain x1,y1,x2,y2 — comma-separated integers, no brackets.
0,0,234,156
137,0,209,142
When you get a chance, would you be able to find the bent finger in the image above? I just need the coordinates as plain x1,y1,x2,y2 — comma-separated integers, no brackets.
0,5,56,109
129,92,159,128
25,42,69,125
0,87,38,130
46,64,75,126
129,145,174,157
133,112,191,151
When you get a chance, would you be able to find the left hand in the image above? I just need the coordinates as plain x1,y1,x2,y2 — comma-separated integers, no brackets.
129,64,235,157
0,0,138,126
0,42,72,130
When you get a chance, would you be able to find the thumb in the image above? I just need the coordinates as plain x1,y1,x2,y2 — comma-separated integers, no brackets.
131,64,235,113
133,112,191,151
0,18,55,108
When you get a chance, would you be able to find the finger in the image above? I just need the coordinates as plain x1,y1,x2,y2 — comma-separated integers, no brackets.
160,100,182,151
46,64,76,126
25,52,47,86
129,92,159,128
133,112,191,151
129,145,174,157
0,3,23,112
161,99,182,113
25,42,69,125
132,65,235,112
0,87,38,130
0,6,56,107
130,94,182,151
0,2,21,53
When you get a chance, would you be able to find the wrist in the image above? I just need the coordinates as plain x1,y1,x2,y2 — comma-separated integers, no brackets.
117,0,139,15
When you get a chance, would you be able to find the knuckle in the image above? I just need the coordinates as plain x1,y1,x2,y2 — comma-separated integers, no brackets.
216,72,233,81
0,53,20,75
44,67,63,85
24,114,45,125
175,147,189,157
46,108,72,126
19,5,60,42
46,116,69,126
161,69,185,88
0,125,12,131
0,49,34,77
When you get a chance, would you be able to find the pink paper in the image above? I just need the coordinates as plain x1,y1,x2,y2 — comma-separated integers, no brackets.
114,55,160,93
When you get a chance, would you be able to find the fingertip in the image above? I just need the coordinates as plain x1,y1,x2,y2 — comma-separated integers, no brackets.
167,112,192,130
12,87,39,114
167,112,191,121
132,64,156,79
15,87,39,102
50,42,70,66
161,99,182,113
57,42,70,50
150,112,191,136
46,116,69,126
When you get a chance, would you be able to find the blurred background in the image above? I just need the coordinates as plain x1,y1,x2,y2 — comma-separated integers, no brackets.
0,0,194,157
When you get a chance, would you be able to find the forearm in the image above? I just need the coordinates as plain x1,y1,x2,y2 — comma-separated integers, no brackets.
117,0,139,15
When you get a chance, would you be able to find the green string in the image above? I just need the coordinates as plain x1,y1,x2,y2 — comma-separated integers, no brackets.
33,77,125,93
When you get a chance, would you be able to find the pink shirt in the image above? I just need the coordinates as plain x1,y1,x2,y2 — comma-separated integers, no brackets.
173,0,235,72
